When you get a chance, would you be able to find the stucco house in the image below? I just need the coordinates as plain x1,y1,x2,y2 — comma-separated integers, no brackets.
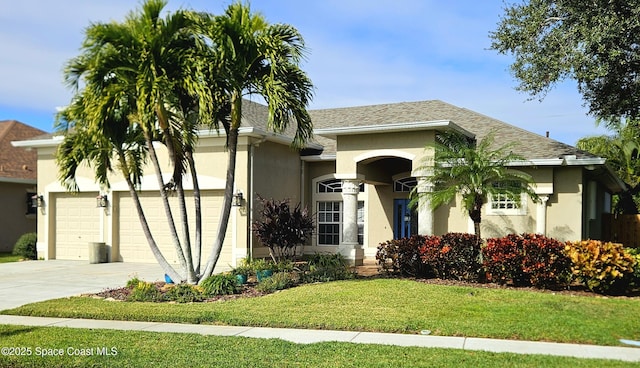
13,100,623,268
0,120,47,252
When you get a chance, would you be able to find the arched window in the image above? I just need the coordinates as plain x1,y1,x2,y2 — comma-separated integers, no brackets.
394,177,417,192
317,179,365,193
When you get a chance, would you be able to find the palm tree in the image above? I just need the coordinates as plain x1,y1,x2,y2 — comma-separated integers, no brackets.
576,119,640,214
196,2,314,280
58,0,212,283
412,131,539,239
56,88,184,282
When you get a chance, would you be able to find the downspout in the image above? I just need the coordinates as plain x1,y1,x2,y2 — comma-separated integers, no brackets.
248,142,254,260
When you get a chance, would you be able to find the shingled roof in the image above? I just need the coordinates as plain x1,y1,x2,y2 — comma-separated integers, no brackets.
308,100,595,160
0,120,47,181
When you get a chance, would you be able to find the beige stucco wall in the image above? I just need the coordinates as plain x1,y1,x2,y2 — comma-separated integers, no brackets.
547,167,583,241
431,166,584,241
367,184,398,248
335,131,434,176
250,140,303,258
0,181,37,252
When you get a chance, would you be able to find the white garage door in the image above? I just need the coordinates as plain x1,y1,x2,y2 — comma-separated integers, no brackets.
117,190,233,269
55,192,101,260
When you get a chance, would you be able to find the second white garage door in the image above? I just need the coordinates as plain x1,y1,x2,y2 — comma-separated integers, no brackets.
116,190,233,268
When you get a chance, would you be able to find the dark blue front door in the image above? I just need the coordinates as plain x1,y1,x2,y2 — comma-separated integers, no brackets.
393,199,412,239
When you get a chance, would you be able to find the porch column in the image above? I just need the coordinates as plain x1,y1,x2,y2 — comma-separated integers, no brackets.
536,195,549,235
339,179,363,266
417,176,435,235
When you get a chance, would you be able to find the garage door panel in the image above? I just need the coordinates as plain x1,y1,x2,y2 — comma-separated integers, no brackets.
55,193,101,260
118,190,233,270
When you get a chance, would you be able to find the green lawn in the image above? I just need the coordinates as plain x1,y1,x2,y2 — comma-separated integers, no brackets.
4,278,639,346
0,324,634,368
0,252,21,263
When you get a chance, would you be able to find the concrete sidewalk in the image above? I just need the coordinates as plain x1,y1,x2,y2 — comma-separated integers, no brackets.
0,315,639,362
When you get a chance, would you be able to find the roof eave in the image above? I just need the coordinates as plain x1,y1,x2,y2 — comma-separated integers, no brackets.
11,135,64,149
314,120,475,139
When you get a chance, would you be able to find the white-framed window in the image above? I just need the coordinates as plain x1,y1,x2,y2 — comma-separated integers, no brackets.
488,182,527,215
317,201,341,245
314,176,366,246
316,201,364,245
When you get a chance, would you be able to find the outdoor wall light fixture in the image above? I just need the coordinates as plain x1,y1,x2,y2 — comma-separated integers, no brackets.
32,194,44,208
96,194,108,208
232,191,244,207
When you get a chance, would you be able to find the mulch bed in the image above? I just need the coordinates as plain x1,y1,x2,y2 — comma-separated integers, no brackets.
88,272,638,303
91,282,265,303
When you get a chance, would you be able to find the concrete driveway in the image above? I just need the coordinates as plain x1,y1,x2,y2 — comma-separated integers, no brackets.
0,260,164,311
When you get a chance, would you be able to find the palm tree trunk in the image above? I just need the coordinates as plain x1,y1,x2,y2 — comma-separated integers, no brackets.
186,149,202,275
144,133,189,275
201,93,242,281
118,154,182,282
176,181,197,283
200,126,238,280
470,195,483,239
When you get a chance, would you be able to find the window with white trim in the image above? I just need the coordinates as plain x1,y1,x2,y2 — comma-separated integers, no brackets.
316,200,364,245
315,178,366,246
318,201,341,245
488,182,527,215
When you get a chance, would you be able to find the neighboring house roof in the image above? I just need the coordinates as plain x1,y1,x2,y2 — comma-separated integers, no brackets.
309,100,596,161
0,120,47,182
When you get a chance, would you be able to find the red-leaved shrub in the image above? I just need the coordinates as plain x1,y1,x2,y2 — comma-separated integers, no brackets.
483,234,571,288
376,235,431,276
420,233,481,282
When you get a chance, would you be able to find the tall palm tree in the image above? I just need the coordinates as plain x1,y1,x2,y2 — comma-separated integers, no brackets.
59,0,212,283
412,131,539,239
577,119,640,214
196,2,314,280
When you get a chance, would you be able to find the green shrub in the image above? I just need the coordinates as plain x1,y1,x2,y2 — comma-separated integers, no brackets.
125,277,142,289
256,272,295,293
376,235,430,276
566,240,636,295
301,253,354,283
164,283,204,303
200,274,239,297
420,233,481,282
12,232,37,260
626,247,640,289
128,281,164,302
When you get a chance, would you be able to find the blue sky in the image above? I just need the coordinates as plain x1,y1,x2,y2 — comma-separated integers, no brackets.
0,0,608,145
